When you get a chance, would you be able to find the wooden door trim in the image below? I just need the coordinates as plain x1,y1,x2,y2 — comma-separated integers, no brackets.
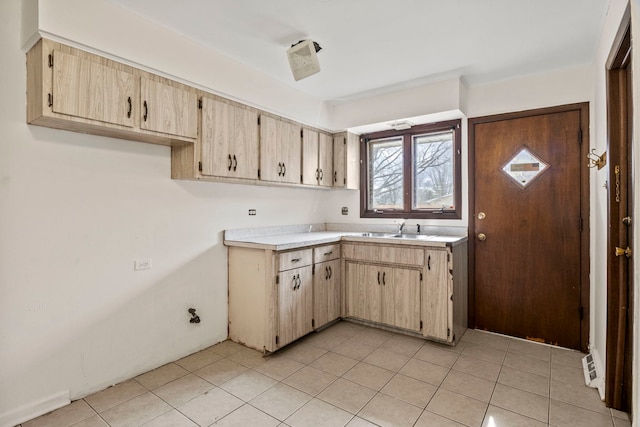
468,103,590,352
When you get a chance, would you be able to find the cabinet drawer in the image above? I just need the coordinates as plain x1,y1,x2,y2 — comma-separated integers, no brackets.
278,248,313,271
342,244,424,267
314,244,341,263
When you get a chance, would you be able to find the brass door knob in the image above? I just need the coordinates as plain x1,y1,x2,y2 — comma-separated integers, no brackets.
477,233,487,241
615,246,632,258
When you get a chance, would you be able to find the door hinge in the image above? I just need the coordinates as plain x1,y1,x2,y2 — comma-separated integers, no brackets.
579,217,583,232
579,306,584,320
420,320,423,329
578,129,583,145
48,53,53,68
275,335,279,345
198,161,202,172
447,328,451,337
198,99,203,109
276,275,279,285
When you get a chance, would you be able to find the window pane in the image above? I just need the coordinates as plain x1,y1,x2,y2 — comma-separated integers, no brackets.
412,131,454,210
369,137,403,210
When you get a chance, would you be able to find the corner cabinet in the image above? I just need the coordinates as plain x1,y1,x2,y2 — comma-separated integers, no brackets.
229,245,323,353
27,38,198,146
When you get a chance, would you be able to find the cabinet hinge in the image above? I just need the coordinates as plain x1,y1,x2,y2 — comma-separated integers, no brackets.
198,161,202,172
257,116,261,126
344,178,346,185
312,265,315,274
48,53,53,68
275,335,279,345
420,272,423,281
420,320,423,330
276,275,279,285
447,253,451,262
198,99,203,109
300,129,304,138
578,129,583,145
258,169,261,179
579,306,584,320
312,319,315,328
447,328,451,337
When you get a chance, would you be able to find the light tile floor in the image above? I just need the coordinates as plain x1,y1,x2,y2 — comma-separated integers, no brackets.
19,322,632,427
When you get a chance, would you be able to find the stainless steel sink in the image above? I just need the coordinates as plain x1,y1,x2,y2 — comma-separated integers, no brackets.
390,234,433,239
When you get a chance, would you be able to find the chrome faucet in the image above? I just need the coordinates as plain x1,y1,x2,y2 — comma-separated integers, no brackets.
398,222,406,234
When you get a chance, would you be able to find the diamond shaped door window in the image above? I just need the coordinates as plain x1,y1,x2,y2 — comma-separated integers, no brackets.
501,147,549,188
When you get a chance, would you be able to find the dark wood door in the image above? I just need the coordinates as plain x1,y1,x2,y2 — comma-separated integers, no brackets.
470,105,589,351
605,23,633,412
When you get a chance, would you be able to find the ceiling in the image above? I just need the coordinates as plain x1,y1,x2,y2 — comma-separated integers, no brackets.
104,0,610,103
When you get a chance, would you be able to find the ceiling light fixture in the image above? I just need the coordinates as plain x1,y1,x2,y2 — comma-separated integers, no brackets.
287,39,322,81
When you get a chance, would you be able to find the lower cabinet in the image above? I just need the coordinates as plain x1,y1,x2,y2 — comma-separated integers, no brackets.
277,265,313,348
345,262,421,332
313,258,341,329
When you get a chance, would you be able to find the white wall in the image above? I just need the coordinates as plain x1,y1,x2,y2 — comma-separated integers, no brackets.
2,0,638,424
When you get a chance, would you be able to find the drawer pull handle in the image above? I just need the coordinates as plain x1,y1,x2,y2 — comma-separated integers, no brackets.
291,258,301,263
323,251,333,256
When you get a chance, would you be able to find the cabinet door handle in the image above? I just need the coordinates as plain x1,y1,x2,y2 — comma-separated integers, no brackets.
228,154,233,171
233,155,238,171
382,271,386,285
334,171,337,183
315,169,319,180
127,96,132,118
143,100,148,122
325,266,329,280
296,274,301,290
282,163,286,177
427,255,431,271
278,162,282,176
292,275,297,290
328,266,332,279
320,169,324,181
377,271,380,285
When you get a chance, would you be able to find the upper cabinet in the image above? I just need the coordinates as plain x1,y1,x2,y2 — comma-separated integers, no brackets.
302,129,333,187
27,38,197,146
27,39,359,190
260,115,302,185
140,77,198,139
332,132,360,189
200,96,259,180
51,50,135,128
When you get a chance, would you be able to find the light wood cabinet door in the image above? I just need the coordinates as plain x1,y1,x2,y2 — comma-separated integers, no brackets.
314,259,341,329
382,268,421,332
318,133,334,187
52,50,135,127
423,249,450,341
302,129,319,185
200,96,259,179
260,115,302,184
140,78,198,139
346,262,382,323
332,132,360,189
277,265,313,348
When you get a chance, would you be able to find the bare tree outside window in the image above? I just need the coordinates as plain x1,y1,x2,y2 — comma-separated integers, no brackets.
413,132,454,209
369,137,403,209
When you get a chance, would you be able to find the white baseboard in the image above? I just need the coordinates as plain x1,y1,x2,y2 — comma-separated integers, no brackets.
0,390,70,427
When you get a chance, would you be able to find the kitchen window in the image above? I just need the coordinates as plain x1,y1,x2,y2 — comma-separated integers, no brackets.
360,119,461,219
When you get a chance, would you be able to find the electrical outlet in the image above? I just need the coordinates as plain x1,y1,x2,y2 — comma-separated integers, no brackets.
134,259,152,271
341,207,349,215
248,209,257,216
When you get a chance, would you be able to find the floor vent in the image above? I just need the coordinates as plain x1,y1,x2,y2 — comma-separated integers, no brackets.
582,352,604,399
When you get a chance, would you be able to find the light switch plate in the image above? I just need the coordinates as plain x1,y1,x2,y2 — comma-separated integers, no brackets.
341,207,349,215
